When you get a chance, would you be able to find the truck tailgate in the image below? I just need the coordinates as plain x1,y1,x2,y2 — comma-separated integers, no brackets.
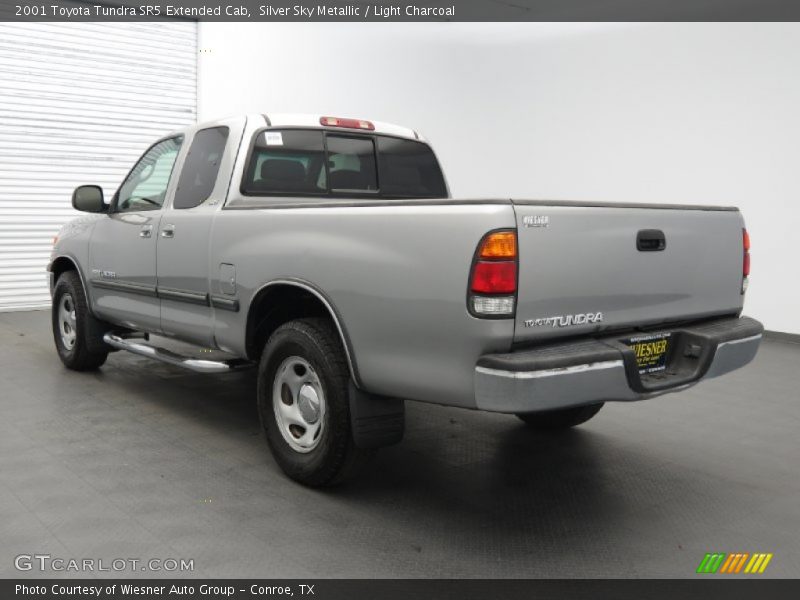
512,201,746,344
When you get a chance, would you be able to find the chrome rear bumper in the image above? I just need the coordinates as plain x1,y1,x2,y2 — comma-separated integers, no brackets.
475,316,763,413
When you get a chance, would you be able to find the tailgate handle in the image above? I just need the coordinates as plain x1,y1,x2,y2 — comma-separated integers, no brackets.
637,229,666,252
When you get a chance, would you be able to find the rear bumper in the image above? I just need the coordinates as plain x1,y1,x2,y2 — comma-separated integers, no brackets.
474,316,763,413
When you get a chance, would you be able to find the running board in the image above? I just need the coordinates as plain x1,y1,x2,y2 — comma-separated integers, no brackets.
103,333,253,373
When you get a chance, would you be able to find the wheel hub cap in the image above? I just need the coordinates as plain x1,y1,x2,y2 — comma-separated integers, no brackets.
58,294,77,350
272,356,326,453
297,384,321,424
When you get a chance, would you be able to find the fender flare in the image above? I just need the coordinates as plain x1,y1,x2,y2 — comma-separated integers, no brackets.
248,278,363,388
48,254,96,317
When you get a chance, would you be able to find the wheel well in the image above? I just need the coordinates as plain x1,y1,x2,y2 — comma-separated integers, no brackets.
49,256,101,318
50,256,79,283
245,284,352,368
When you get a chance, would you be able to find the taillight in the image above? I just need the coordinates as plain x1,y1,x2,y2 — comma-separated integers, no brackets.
319,116,375,130
468,230,517,317
478,231,516,258
471,262,516,294
742,228,750,293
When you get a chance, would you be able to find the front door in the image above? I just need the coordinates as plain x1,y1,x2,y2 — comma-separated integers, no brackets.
89,136,183,332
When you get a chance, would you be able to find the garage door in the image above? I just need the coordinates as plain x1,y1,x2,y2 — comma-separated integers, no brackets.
0,21,197,311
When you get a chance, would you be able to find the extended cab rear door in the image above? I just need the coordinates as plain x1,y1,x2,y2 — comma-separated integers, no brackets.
156,117,246,346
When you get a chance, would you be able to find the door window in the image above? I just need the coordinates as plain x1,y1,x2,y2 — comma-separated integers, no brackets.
174,127,229,209
116,137,183,212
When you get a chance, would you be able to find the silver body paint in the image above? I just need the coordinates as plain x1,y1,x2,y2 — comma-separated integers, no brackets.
50,114,760,411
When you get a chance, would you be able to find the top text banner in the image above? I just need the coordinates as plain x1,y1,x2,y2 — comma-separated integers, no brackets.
6,0,800,22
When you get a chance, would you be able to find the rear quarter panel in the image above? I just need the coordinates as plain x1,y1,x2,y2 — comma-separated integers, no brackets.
210,202,516,408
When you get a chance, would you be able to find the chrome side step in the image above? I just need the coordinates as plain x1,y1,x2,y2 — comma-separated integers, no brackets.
103,333,253,374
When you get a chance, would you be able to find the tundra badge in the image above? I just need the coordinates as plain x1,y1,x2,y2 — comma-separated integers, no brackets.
524,312,603,328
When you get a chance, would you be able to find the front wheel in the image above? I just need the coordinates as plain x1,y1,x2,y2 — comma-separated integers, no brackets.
52,270,110,370
257,318,373,487
516,403,604,430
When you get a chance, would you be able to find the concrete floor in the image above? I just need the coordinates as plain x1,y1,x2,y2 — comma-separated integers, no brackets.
0,310,798,579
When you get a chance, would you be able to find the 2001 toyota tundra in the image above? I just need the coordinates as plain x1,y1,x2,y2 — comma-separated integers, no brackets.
49,114,763,486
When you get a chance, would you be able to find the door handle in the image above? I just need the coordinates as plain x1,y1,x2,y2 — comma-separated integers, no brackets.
637,229,666,251
139,225,153,238
161,224,175,239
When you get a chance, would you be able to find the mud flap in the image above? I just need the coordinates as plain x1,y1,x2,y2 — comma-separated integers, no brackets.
348,382,405,449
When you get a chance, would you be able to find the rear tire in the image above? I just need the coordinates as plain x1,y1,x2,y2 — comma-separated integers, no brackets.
257,318,373,487
516,403,604,430
52,270,110,371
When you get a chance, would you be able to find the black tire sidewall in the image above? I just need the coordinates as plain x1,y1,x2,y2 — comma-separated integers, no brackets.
52,274,81,363
51,271,108,369
257,321,352,485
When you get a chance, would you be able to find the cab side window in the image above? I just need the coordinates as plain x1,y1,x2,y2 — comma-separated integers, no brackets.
116,136,183,212
174,127,230,209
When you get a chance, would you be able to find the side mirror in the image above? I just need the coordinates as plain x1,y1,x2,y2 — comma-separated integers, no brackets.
72,185,107,213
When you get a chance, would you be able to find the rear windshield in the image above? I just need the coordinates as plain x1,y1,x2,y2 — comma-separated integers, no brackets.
241,129,446,199
376,136,447,198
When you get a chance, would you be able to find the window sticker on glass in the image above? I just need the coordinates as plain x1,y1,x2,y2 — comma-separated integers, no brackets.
265,132,283,146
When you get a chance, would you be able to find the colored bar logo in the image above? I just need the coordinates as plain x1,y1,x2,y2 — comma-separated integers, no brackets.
697,552,773,574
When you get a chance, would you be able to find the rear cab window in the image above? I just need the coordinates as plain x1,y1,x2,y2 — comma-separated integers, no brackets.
238,128,446,200
326,135,378,193
244,130,327,195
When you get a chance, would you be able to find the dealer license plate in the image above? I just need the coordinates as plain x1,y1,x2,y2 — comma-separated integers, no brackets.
625,332,672,374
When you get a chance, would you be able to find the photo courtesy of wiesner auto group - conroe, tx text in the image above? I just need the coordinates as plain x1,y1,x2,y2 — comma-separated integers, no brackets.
15,583,300,597
1,1,800,599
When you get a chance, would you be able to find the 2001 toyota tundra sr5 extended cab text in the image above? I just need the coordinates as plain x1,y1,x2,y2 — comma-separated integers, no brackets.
49,114,763,486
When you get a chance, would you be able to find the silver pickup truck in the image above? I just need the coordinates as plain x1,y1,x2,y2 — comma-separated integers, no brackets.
49,113,763,486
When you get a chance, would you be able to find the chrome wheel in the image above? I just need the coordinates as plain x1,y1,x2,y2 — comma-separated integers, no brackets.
273,356,326,453
58,293,77,350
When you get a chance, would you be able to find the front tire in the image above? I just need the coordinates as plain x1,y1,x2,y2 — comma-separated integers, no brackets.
516,403,604,430
52,270,110,370
257,318,373,487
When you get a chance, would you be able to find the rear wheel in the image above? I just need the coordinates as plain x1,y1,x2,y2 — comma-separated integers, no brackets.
52,270,110,370
257,318,373,487
516,403,604,430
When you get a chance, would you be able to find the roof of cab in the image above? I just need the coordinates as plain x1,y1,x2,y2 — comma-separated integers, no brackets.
262,113,424,142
